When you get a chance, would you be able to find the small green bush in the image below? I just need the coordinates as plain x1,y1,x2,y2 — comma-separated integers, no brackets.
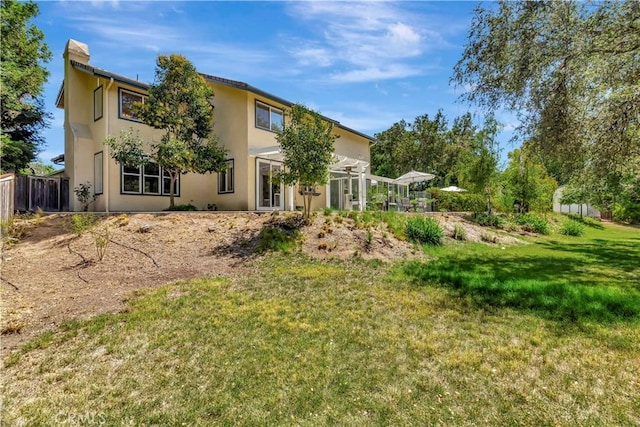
469,212,504,228
164,204,197,211
405,216,443,246
514,213,550,235
68,214,95,236
452,224,467,241
559,220,585,236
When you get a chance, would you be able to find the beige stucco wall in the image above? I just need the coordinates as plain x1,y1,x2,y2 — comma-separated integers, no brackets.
210,84,249,211
62,41,373,213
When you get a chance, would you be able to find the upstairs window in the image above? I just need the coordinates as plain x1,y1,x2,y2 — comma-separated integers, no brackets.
256,101,283,132
218,159,234,194
119,88,146,122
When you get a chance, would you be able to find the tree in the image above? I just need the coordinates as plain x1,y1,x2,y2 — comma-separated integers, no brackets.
20,161,55,176
104,54,227,208
275,104,337,219
452,1,640,203
0,0,51,173
502,145,557,213
458,116,500,213
371,111,480,188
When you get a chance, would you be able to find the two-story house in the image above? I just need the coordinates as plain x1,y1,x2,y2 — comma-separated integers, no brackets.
56,39,375,212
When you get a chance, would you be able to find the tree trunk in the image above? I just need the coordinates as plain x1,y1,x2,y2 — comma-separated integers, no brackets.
305,193,313,219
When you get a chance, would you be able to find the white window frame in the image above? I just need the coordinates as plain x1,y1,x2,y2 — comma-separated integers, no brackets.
119,88,147,122
218,159,234,194
255,101,283,132
142,163,161,195
121,163,180,196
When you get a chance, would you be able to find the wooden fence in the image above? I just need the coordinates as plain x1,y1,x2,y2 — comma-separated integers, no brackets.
0,174,69,221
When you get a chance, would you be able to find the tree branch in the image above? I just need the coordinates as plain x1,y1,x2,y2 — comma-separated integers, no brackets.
109,239,160,268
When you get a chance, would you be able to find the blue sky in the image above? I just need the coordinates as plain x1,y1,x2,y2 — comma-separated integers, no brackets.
34,0,517,166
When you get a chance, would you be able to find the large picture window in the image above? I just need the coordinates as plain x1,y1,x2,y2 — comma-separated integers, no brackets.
255,101,283,132
119,88,146,121
121,163,179,196
218,159,234,194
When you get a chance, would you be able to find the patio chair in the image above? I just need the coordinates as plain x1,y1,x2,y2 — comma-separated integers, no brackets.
399,197,411,212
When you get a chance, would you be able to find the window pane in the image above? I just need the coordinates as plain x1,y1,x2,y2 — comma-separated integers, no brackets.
144,163,160,176
163,177,178,195
121,91,143,120
144,177,160,194
256,103,270,129
227,165,234,191
218,170,227,192
123,164,140,174
271,109,283,131
123,175,140,193
94,86,103,121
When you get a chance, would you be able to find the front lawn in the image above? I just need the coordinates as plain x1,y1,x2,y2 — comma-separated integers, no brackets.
3,222,639,426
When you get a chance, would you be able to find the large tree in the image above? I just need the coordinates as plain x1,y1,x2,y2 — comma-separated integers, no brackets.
0,0,51,173
458,116,501,213
105,54,227,208
502,145,557,213
275,104,337,219
452,1,640,208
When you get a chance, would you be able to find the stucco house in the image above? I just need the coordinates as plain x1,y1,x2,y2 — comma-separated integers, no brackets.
56,39,376,212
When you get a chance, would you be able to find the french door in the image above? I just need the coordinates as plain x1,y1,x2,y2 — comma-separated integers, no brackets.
256,159,284,210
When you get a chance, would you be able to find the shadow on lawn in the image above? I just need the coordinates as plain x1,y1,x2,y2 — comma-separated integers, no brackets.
403,241,640,323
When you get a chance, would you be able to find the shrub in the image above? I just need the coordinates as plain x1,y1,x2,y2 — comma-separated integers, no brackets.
514,213,550,235
164,204,197,211
469,212,504,228
91,224,110,261
452,224,467,241
68,214,95,237
480,232,498,243
612,201,640,224
405,216,443,246
74,182,97,212
559,220,585,237
0,215,28,247
428,188,485,212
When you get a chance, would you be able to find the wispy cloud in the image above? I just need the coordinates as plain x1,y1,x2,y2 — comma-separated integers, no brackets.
285,1,452,83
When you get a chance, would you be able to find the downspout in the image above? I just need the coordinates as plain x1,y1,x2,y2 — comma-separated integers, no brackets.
104,77,114,213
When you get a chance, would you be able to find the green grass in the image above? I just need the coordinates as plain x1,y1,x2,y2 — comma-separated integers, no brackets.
3,223,640,426
401,222,640,322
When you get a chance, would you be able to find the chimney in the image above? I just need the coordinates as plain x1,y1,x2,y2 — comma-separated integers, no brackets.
64,39,90,64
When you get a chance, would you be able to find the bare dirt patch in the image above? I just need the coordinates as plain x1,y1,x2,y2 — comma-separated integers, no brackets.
0,211,520,352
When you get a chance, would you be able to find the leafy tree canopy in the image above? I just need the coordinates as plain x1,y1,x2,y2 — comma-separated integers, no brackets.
275,104,337,218
104,54,227,208
0,0,51,173
452,0,640,208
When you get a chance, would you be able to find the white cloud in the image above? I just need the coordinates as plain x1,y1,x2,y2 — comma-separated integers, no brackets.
331,65,422,83
285,1,452,83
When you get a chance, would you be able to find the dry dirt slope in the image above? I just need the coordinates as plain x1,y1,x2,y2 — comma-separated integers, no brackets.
0,211,518,352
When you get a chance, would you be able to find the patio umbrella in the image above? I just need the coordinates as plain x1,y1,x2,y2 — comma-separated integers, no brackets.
392,170,436,185
440,186,467,192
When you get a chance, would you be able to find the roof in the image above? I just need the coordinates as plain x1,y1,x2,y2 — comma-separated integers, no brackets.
58,60,376,143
